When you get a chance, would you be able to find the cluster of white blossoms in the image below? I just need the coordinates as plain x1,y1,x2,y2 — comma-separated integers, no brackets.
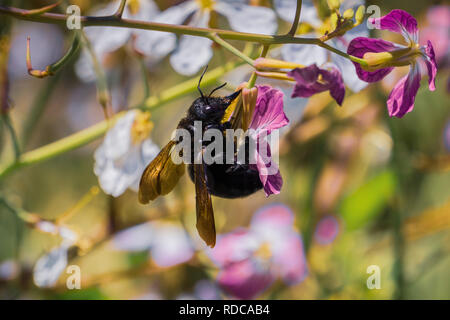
76,0,277,79
94,110,159,197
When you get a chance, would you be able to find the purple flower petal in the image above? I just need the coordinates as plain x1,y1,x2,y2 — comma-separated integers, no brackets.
387,64,422,118
251,203,295,232
288,64,346,105
272,233,308,285
217,259,274,299
347,37,397,82
249,85,289,134
209,229,257,267
252,141,283,196
248,86,288,196
314,216,340,245
424,40,437,91
151,223,195,267
369,9,418,42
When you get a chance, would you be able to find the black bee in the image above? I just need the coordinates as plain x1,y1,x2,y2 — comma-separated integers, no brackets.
139,68,262,247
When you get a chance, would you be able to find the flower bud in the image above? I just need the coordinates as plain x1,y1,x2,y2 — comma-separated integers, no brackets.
330,12,339,30
327,0,340,11
355,5,366,25
343,8,354,20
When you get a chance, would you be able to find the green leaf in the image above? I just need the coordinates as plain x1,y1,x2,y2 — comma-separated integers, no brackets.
339,170,397,230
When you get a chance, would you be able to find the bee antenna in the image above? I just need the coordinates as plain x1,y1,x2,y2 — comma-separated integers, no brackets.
208,82,227,98
198,65,208,101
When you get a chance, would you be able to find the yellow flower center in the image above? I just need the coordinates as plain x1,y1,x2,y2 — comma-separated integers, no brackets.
131,111,153,144
128,0,141,15
254,242,272,261
196,0,216,11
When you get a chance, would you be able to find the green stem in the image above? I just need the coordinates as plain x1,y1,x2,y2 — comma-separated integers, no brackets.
247,45,270,88
2,113,21,161
27,33,80,78
288,0,302,36
209,33,255,66
0,61,244,179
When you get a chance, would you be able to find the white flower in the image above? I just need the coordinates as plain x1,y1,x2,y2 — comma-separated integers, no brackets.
143,0,278,76
112,221,195,267
274,0,369,93
94,110,159,197
33,242,70,288
33,221,78,288
75,0,162,82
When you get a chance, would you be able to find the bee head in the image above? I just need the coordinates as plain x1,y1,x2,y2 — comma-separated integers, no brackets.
191,66,241,121
191,90,241,121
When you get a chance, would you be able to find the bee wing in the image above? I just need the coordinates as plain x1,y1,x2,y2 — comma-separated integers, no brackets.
138,140,185,204
194,161,216,248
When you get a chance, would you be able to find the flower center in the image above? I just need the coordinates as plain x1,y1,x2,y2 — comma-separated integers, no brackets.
196,0,216,10
131,111,153,144
127,0,141,15
362,45,422,71
254,242,272,261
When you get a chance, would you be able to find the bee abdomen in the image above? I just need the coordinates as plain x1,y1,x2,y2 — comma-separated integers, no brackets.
188,163,263,199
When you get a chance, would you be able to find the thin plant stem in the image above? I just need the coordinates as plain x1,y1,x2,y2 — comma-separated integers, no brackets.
209,33,255,66
288,0,302,36
115,0,127,18
2,113,21,161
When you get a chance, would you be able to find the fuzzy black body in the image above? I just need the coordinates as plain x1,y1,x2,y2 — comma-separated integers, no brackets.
177,93,263,199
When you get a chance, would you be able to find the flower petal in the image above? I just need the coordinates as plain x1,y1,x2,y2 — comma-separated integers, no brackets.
134,0,197,58
249,85,289,134
169,12,213,75
347,37,398,82
251,203,295,232
112,222,155,251
332,27,369,92
423,40,437,91
288,64,346,105
150,222,195,267
215,1,277,34
33,244,69,288
314,215,340,245
369,9,418,43
209,229,259,267
217,259,274,299
272,232,308,285
387,63,421,118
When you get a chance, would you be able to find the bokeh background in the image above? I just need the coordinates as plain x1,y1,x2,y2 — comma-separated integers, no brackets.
0,0,449,299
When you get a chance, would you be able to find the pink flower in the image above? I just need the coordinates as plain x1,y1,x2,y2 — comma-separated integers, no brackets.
347,9,438,118
420,6,450,64
314,216,340,245
288,64,346,106
249,86,289,196
209,204,308,299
